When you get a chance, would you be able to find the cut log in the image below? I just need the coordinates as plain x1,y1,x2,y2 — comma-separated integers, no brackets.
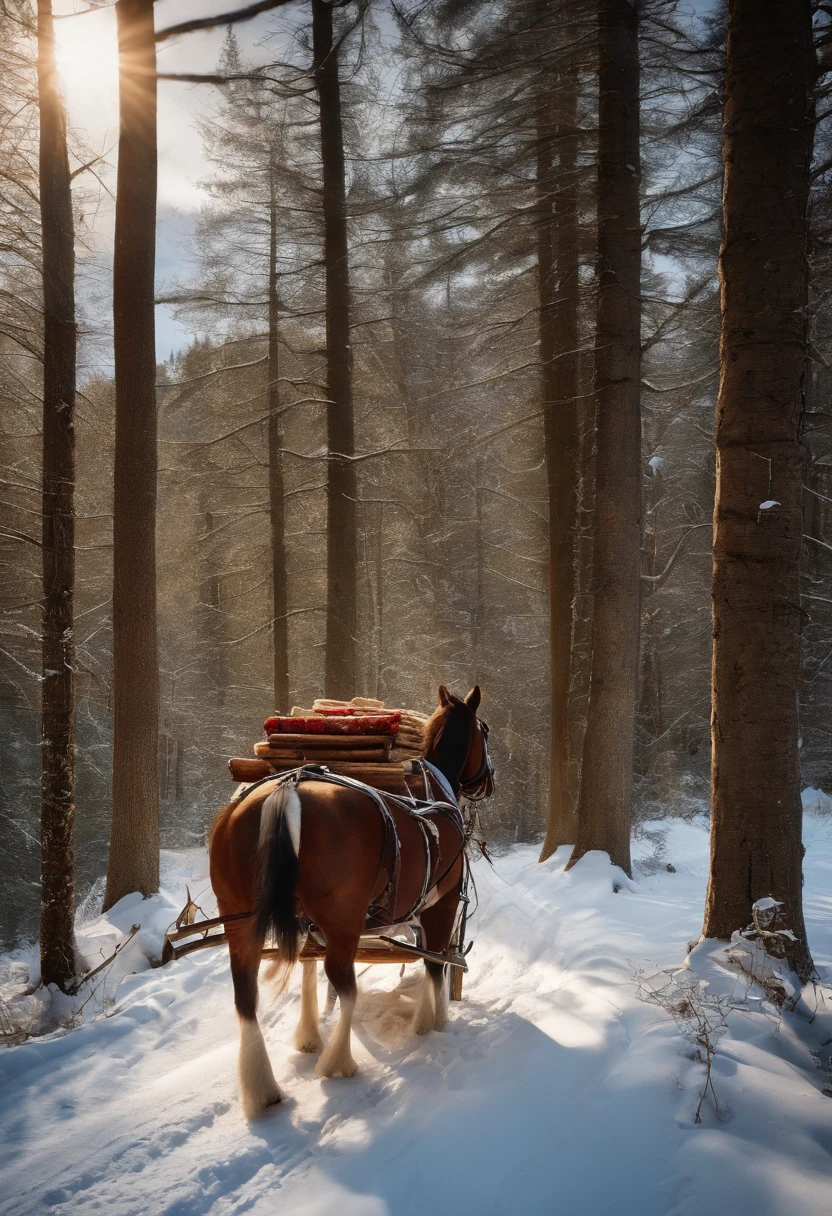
265,713,399,736
255,744,391,762
324,762,410,793
264,732,393,750
303,747,389,762
390,746,423,762
229,757,274,782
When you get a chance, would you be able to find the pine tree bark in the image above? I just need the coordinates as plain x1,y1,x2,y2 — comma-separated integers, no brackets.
37,0,77,989
312,0,358,699
703,0,815,979
105,0,159,910
537,56,582,861
567,0,641,875
267,159,289,711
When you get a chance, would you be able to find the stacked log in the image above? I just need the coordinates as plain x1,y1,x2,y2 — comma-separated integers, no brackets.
228,698,431,794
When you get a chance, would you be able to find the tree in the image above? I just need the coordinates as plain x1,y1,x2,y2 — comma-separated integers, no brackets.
393,0,595,841
702,0,815,979
313,0,358,699
537,43,582,859
567,0,642,875
37,0,77,988
267,151,290,711
104,0,159,910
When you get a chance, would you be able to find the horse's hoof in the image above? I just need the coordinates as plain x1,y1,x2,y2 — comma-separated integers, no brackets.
295,1035,323,1054
316,1057,358,1079
242,1086,285,1120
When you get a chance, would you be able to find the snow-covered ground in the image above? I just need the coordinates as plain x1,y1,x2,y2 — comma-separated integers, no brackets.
2,809,832,1216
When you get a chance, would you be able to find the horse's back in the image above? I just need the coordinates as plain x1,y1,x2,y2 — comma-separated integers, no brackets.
210,775,463,933
292,780,386,923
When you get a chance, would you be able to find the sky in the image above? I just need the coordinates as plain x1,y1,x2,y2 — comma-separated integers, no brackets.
54,0,292,365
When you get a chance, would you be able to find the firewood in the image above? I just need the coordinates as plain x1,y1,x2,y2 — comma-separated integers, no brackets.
323,762,410,793
305,748,390,762
395,731,425,747
324,761,406,776
396,723,425,736
391,747,423,762
229,757,274,782
255,745,391,763
263,733,393,750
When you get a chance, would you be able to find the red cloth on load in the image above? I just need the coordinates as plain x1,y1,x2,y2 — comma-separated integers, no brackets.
314,706,356,716
263,712,401,736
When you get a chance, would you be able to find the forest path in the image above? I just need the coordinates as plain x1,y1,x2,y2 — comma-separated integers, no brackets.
2,815,832,1215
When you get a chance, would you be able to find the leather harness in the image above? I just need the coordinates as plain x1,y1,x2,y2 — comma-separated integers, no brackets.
233,758,471,931
233,717,493,940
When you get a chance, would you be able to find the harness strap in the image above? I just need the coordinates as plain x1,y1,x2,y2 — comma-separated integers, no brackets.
295,761,465,927
233,762,467,932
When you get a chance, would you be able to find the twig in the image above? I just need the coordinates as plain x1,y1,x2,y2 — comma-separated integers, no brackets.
66,924,140,996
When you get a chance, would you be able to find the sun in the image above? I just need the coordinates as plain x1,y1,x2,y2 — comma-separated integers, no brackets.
53,5,119,125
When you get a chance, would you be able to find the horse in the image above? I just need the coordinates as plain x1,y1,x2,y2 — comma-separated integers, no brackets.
209,684,493,1119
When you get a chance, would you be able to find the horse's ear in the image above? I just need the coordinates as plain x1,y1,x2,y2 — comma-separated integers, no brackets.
465,685,481,713
438,684,453,708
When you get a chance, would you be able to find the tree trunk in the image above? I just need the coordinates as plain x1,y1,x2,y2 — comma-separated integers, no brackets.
313,0,357,699
703,0,815,979
637,460,664,788
567,0,641,876
566,349,597,812
537,55,582,861
105,0,159,910
37,0,77,989
267,159,289,711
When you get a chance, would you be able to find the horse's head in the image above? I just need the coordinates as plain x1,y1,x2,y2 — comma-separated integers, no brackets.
424,684,495,800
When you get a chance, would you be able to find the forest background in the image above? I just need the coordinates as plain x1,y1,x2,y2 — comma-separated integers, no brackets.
3,0,831,954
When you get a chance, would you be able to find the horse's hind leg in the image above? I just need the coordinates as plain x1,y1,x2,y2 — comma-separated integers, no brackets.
229,943,285,1119
317,932,360,1078
294,960,323,1053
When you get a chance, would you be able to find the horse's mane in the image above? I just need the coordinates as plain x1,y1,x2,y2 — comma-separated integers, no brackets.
423,697,473,777
422,702,452,755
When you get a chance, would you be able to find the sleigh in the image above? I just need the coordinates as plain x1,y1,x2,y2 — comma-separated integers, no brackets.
162,895,471,974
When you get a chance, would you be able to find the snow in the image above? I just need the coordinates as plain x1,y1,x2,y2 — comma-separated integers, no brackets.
2,815,832,1215
752,896,782,912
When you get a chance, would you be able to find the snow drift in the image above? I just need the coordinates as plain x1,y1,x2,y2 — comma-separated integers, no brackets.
1,813,832,1215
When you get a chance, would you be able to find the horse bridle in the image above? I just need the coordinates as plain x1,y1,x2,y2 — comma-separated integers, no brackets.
459,717,495,802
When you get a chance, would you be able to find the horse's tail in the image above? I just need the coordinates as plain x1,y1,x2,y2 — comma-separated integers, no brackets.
254,781,302,984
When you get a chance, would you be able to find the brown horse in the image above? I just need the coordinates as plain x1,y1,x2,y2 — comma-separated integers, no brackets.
209,684,493,1118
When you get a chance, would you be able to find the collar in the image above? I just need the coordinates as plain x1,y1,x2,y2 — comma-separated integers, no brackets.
421,759,459,807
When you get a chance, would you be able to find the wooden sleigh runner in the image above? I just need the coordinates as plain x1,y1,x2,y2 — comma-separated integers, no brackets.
162,897,472,975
